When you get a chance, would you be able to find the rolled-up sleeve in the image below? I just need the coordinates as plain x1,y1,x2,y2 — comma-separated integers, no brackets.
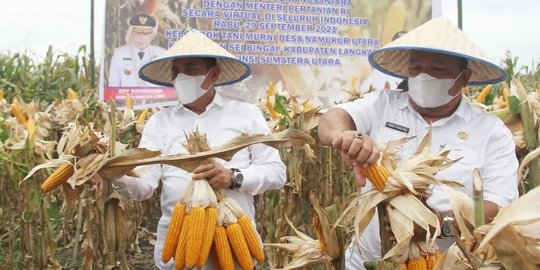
481,121,519,207
336,91,386,134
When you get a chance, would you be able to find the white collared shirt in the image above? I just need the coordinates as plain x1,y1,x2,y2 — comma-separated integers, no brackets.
113,92,286,269
337,90,518,269
108,44,166,87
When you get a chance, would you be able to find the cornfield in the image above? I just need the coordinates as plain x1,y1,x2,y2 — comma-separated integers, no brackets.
1,46,539,270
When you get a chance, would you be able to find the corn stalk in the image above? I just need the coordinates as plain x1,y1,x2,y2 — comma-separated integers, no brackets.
513,79,540,190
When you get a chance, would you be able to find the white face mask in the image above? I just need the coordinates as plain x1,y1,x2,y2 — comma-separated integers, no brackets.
407,72,463,108
173,71,210,104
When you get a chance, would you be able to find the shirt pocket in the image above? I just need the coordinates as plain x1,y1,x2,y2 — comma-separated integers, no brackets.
373,123,414,158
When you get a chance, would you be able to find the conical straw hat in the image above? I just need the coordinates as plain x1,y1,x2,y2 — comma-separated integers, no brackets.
139,29,251,86
369,16,506,85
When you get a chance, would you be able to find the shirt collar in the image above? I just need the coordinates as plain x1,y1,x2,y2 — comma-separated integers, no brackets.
174,89,226,113
397,93,473,122
130,44,147,52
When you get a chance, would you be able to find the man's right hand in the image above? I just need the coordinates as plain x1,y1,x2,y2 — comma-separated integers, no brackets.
332,130,380,167
332,130,380,187
87,174,104,197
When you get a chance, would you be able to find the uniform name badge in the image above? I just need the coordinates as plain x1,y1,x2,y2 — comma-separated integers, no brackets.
385,121,409,134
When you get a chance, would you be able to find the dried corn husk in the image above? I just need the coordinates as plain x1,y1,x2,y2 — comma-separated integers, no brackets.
436,187,540,270
101,128,314,179
265,215,333,270
337,128,463,263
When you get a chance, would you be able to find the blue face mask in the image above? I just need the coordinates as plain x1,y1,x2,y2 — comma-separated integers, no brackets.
407,71,464,108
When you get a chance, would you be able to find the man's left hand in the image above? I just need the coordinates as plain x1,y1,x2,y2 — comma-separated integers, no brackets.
192,161,233,190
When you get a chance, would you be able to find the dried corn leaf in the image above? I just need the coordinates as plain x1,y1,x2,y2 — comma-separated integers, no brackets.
382,235,411,263
102,129,314,177
389,194,440,244
265,215,332,270
510,78,528,103
518,145,540,182
387,205,413,243
70,153,109,187
434,244,471,270
442,185,475,240
479,186,540,249
352,191,388,238
22,159,72,182
415,126,433,157
61,183,84,212
309,192,340,259
484,225,540,270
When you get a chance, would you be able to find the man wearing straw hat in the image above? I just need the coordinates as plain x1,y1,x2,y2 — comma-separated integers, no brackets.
318,17,518,269
108,13,166,87
92,29,286,269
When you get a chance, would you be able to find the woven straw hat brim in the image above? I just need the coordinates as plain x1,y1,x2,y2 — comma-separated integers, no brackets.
139,30,251,87
368,16,507,86
139,55,250,87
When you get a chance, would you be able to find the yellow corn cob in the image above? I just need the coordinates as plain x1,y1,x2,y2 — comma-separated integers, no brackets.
137,108,149,124
237,215,265,263
162,203,186,263
407,256,428,270
26,118,36,141
227,223,254,270
303,99,312,112
0,89,4,100
125,94,134,109
358,163,390,192
67,88,79,100
41,164,75,193
197,207,218,268
432,250,441,269
174,214,192,270
312,214,328,254
399,262,408,270
266,96,279,119
497,96,507,109
426,254,437,270
267,81,276,96
351,76,357,91
11,102,28,124
185,207,206,268
434,250,441,260
475,85,493,103
502,88,511,103
214,226,235,270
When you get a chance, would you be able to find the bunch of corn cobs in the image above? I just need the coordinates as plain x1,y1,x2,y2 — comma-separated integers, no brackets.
161,180,264,270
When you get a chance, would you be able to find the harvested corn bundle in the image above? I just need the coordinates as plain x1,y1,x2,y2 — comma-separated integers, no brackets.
337,129,462,265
